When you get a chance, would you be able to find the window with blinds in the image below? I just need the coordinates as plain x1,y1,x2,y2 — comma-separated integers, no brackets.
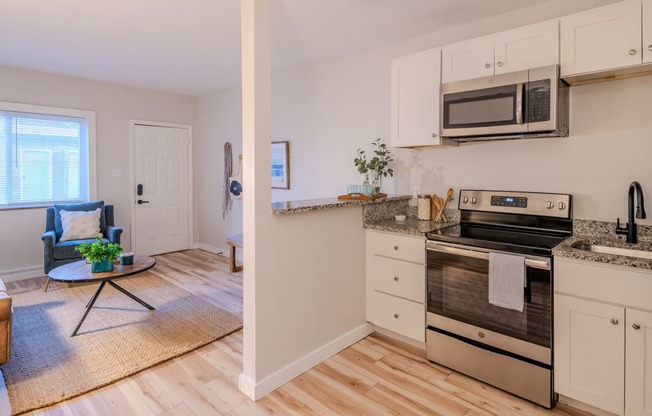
0,107,91,208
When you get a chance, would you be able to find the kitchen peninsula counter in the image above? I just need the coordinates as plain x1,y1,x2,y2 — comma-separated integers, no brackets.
271,194,411,215
363,215,457,236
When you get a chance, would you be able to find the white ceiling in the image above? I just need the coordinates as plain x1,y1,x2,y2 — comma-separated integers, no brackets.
0,0,586,96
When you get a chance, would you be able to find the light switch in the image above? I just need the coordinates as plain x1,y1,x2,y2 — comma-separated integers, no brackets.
111,169,122,177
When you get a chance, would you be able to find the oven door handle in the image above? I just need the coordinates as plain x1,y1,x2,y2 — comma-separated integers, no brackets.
426,241,550,270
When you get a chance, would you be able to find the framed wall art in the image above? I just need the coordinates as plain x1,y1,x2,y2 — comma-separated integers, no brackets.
271,141,290,189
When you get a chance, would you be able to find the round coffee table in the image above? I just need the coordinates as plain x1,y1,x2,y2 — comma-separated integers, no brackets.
47,256,156,336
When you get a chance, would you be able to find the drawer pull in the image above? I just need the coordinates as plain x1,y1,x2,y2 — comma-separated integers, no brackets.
393,276,399,282
611,318,619,325
393,245,399,251
394,313,399,319
633,323,641,330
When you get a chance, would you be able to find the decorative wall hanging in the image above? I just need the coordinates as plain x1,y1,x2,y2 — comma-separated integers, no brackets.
229,154,243,199
222,142,233,219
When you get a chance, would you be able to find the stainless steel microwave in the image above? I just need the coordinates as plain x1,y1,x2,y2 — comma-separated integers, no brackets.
441,65,569,142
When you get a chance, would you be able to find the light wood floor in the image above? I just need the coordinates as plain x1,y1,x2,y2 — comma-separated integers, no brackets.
8,250,592,416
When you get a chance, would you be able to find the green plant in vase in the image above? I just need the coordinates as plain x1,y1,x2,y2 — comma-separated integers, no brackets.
353,138,394,195
75,236,124,273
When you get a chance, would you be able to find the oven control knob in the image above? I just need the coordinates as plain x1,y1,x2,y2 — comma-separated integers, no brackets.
462,196,469,203
558,202,566,210
546,201,554,209
471,197,477,204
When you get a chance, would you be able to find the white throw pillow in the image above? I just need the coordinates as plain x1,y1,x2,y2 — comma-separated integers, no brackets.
59,208,103,242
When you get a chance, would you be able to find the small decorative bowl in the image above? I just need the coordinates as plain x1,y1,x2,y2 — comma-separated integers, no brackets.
394,215,407,222
119,252,134,265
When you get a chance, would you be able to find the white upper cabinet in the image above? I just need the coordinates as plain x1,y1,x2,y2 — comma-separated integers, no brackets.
442,20,559,83
494,20,559,74
441,35,494,83
561,0,642,77
390,48,444,148
643,0,652,63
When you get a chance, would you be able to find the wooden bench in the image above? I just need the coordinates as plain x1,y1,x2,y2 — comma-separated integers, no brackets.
226,234,243,273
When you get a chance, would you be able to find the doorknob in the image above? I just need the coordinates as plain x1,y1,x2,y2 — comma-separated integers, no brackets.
137,199,150,204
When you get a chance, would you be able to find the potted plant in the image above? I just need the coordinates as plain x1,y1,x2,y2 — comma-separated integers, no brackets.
75,236,124,273
354,138,394,194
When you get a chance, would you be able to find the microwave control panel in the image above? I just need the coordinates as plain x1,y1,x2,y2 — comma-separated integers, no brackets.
526,80,551,123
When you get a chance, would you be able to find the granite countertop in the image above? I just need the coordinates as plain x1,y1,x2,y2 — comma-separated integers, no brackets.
553,220,652,271
364,217,456,237
272,194,411,215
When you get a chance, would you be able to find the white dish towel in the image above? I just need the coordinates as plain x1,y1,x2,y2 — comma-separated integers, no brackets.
488,252,526,312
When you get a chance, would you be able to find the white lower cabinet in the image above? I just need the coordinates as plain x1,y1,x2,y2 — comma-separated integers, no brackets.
555,295,625,415
367,231,425,342
555,258,652,416
626,309,652,416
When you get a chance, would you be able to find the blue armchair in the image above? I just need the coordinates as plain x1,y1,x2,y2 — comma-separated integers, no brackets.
41,201,123,288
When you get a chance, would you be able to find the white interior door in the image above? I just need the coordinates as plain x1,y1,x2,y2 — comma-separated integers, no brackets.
133,124,190,256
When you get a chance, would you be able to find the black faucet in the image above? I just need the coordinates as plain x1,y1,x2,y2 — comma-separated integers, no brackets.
616,181,647,243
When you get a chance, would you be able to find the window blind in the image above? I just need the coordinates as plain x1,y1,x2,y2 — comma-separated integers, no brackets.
0,110,88,207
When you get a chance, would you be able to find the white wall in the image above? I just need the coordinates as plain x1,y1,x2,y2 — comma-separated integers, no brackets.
0,66,197,279
195,0,641,256
195,88,243,255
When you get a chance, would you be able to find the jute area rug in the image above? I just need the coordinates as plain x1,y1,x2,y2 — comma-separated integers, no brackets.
1,272,242,415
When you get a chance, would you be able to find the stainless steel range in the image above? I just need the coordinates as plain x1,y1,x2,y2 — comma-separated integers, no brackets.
426,190,572,408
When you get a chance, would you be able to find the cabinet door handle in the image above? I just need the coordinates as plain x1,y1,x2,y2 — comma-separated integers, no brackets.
393,276,399,282
497,61,503,67
484,63,491,68
431,133,437,138
393,245,399,251
611,318,619,325
648,45,652,52
633,323,641,330
629,49,637,56
394,313,399,319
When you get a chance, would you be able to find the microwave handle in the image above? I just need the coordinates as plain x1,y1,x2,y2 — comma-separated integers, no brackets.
515,82,524,124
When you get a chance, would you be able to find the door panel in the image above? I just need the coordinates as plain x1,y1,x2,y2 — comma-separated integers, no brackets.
554,294,625,416
134,125,190,256
626,308,652,415
560,0,641,76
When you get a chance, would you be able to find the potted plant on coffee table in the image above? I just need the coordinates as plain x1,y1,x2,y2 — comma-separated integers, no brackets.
75,237,124,273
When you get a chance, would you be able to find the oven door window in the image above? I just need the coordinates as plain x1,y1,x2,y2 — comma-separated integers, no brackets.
443,84,519,129
427,250,551,348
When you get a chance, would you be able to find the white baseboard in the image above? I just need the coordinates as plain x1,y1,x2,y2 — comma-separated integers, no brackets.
557,394,617,416
238,322,375,400
0,265,43,282
194,242,243,262
374,326,426,351
193,243,225,255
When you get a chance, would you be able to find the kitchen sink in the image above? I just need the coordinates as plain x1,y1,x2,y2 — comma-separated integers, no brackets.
571,242,652,260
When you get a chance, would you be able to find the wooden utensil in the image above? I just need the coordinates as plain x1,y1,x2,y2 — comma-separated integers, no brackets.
431,194,440,220
435,188,454,222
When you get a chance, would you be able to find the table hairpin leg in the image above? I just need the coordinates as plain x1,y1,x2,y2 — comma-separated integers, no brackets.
72,281,107,337
72,279,155,337
107,280,155,310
